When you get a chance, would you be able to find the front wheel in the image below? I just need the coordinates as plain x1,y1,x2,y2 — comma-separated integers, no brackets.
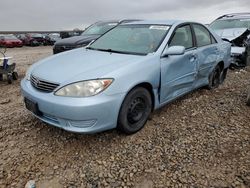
117,87,152,134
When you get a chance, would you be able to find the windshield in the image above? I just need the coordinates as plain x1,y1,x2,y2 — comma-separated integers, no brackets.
210,19,250,30
82,22,118,35
89,24,170,55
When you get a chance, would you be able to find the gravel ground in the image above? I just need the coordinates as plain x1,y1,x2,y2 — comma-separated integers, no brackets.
0,46,249,188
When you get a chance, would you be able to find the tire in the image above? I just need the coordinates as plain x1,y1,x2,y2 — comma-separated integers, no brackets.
247,89,250,106
207,64,222,90
12,72,18,80
220,68,228,84
7,75,12,84
117,87,152,134
0,74,3,81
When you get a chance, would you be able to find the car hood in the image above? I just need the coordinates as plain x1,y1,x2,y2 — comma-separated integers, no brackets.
214,28,249,41
31,48,144,84
55,35,100,46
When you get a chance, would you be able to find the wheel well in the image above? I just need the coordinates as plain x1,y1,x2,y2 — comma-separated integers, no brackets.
131,83,155,111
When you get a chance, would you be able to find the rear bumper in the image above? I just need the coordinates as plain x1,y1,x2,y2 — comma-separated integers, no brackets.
21,79,126,133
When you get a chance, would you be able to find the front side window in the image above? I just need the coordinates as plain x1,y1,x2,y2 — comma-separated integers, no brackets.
193,24,212,47
169,25,193,49
89,24,170,55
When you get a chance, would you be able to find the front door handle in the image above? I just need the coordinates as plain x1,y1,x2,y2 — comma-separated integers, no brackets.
189,55,197,62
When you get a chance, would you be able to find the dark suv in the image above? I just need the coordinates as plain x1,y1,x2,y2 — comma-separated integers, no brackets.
210,13,250,68
53,19,140,54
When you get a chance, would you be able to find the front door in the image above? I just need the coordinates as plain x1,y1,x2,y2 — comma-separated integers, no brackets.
160,24,198,103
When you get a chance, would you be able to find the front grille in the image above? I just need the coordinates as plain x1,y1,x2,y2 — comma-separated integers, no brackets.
31,75,60,92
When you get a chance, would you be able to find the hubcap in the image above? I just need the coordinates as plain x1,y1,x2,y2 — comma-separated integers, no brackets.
127,97,146,124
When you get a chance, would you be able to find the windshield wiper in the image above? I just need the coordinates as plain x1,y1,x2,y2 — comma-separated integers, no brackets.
86,46,97,50
98,48,127,54
87,47,147,55
86,47,147,56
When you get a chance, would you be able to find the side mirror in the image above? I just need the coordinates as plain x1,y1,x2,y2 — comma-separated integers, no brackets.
162,46,185,57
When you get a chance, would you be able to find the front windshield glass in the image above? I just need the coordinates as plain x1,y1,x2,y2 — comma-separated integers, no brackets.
82,22,118,35
89,24,170,55
210,19,250,30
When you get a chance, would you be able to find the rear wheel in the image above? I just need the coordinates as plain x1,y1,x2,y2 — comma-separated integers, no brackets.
207,64,222,90
117,87,152,134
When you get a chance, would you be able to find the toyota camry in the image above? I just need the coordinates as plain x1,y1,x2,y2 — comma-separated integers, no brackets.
21,20,231,134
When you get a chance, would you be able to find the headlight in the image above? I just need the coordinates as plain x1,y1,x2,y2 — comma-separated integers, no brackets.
54,79,113,97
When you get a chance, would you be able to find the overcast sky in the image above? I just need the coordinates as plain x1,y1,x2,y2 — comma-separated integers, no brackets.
0,0,249,31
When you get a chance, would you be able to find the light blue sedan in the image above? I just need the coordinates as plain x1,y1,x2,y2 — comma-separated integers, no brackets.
21,20,231,134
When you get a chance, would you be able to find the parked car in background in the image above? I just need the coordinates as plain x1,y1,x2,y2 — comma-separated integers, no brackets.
60,30,82,39
210,13,250,68
21,20,231,134
23,33,46,46
27,33,46,45
44,33,61,45
16,34,29,45
53,19,140,54
0,35,23,47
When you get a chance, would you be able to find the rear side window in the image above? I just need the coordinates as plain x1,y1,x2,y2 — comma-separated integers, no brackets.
169,25,193,49
193,24,212,47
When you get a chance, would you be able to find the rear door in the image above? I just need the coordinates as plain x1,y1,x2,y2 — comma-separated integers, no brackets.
191,24,219,88
160,24,198,103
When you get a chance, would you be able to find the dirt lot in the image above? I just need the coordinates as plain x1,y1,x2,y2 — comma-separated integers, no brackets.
0,46,249,188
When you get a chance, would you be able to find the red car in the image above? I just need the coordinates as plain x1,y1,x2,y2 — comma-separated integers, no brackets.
0,35,23,48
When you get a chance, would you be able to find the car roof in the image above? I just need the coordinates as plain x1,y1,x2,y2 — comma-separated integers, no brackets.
94,19,141,24
216,13,250,20
121,20,189,26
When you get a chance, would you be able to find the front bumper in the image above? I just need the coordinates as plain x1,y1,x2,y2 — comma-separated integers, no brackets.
21,79,126,133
